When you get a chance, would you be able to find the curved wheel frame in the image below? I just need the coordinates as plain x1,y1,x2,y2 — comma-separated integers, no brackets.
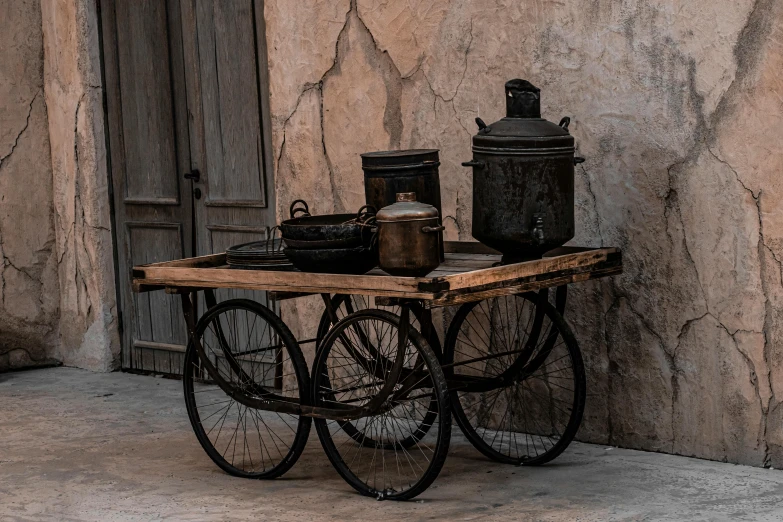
443,290,585,466
182,297,312,479
312,308,451,500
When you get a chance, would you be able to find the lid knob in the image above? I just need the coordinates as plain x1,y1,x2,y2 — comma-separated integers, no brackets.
505,79,540,118
396,192,417,202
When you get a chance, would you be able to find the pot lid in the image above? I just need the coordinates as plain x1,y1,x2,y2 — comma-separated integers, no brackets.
472,79,574,149
376,192,439,222
361,149,439,168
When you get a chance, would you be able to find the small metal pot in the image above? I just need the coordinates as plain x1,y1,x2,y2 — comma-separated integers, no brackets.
376,193,444,277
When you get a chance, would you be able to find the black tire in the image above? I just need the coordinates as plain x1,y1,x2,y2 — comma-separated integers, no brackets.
312,309,451,500
443,293,585,466
183,299,311,479
316,295,439,449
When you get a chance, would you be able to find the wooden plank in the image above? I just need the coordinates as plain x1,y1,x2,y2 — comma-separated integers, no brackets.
136,252,226,270
436,248,619,291
134,340,187,353
132,283,165,293
134,268,435,299
427,264,622,308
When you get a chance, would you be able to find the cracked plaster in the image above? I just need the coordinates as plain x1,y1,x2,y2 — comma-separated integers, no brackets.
0,0,60,370
265,0,783,466
40,0,120,372
1,0,118,372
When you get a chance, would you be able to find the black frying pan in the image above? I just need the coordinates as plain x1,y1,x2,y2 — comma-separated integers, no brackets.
280,200,375,243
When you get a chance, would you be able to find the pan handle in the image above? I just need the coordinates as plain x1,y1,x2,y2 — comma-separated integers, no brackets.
290,199,310,218
421,225,445,233
356,205,377,222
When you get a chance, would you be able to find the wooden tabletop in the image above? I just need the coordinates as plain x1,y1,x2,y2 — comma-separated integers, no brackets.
132,242,621,308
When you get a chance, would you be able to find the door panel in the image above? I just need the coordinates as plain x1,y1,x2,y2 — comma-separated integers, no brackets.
127,222,188,372
102,0,193,372
196,0,267,207
114,1,180,204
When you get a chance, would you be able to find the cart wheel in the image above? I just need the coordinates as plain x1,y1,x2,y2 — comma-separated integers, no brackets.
183,299,311,478
312,309,451,500
316,295,440,449
443,292,585,465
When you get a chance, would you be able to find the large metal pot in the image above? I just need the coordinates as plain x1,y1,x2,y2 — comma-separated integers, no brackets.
462,79,584,262
376,193,444,277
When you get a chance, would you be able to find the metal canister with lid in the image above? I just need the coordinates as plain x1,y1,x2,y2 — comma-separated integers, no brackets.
462,79,585,262
376,193,444,277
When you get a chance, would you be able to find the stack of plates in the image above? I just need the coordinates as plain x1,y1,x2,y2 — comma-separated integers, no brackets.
226,240,295,271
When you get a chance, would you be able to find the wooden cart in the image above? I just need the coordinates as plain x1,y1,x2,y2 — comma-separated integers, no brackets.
132,242,621,500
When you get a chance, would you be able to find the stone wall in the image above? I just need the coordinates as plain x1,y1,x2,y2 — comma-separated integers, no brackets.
264,0,783,466
0,0,61,369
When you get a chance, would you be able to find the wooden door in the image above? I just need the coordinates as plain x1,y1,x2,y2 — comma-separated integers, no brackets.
102,0,275,373
102,0,194,373
181,0,276,306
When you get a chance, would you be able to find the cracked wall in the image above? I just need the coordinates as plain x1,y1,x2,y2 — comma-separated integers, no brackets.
41,0,120,372
1,0,119,372
265,0,783,465
0,0,61,370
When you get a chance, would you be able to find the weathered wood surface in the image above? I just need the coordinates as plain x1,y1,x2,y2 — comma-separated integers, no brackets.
133,246,622,306
103,0,194,371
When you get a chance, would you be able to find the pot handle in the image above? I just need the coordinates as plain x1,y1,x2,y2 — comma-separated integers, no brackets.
461,160,485,169
421,225,446,234
559,116,571,130
574,157,586,165
356,205,377,222
290,199,310,218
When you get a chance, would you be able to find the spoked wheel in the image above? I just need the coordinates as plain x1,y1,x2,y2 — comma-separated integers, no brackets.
443,292,585,465
183,299,311,478
312,309,451,500
316,295,440,450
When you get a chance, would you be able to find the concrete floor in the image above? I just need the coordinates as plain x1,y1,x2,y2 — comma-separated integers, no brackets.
2,369,783,521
